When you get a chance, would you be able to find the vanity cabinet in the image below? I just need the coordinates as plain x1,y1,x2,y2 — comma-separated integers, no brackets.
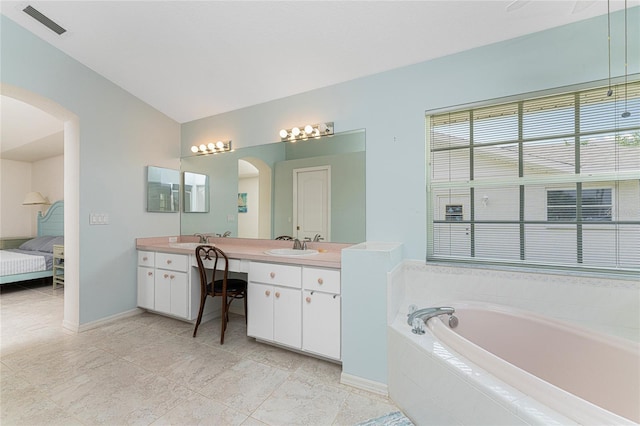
247,262,302,349
136,250,189,319
247,261,341,361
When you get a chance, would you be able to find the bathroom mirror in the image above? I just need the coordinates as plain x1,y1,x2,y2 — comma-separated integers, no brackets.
147,166,180,212
180,129,365,243
183,171,209,213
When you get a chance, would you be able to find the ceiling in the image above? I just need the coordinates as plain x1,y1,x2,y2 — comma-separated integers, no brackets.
1,0,636,162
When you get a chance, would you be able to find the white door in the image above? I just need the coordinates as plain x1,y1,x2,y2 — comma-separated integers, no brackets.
434,194,471,257
293,166,330,241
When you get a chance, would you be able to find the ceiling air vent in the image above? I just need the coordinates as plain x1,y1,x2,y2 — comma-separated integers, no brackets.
23,5,66,35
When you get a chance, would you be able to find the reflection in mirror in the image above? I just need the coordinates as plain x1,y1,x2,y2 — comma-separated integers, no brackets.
180,129,365,243
183,172,209,213
147,166,180,212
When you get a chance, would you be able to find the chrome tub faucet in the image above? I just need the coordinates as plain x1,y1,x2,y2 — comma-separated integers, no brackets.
407,306,458,334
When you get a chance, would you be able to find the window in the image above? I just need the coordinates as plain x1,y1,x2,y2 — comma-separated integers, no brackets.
427,81,640,273
547,188,612,222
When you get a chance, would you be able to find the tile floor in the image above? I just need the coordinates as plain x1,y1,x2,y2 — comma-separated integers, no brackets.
1,281,400,425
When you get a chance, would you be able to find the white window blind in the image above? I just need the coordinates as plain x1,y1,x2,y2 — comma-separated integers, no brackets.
427,81,640,273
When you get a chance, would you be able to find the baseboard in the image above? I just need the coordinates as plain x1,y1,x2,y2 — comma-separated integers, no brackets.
74,308,143,333
340,372,388,396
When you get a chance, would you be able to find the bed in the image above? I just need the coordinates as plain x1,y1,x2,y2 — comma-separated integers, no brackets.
0,200,64,285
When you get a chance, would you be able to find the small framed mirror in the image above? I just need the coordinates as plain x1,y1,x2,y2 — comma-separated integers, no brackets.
183,171,209,213
147,166,180,212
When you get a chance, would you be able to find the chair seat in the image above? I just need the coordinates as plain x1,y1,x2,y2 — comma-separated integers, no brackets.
209,278,247,293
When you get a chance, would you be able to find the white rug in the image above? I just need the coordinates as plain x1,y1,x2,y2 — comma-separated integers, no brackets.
356,411,414,426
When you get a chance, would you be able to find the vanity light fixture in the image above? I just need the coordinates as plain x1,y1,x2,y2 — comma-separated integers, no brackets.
279,122,334,141
190,140,232,155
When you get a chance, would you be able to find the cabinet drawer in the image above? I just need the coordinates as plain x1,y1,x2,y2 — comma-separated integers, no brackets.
53,245,64,257
138,250,155,267
303,267,340,294
156,252,188,272
249,262,301,289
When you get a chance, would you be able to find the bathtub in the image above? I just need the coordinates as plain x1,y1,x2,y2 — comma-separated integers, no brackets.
388,302,640,425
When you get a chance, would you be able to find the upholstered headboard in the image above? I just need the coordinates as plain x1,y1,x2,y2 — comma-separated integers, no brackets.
37,200,64,237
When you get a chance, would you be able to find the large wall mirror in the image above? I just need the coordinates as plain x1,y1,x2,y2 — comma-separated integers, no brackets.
147,166,180,212
180,129,365,243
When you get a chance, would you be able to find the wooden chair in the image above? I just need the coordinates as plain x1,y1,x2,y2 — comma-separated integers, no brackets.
193,245,247,344
275,235,293,240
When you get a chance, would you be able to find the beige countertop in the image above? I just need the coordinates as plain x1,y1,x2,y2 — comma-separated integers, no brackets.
136,236,352,269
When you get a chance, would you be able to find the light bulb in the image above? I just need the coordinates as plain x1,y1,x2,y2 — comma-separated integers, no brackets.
279,129,288,139
216,141,225,149
318,123,328,133
304,125,314,134
191,146,199,153
199,144,207,152
207,142,216,151
291,127,301,137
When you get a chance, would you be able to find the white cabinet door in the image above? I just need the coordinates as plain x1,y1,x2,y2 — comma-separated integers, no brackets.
137,266,155,309
169,271,188,318
303,290,341,360
274,286,302,349
247,282,274,341
155,271,172,314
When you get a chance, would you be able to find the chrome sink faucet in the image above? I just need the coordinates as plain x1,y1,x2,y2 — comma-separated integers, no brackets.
313,233,324,242
292,239,307,250
194,233,208,243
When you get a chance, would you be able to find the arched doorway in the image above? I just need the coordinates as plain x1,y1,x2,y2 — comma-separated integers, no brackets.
1,83,80,331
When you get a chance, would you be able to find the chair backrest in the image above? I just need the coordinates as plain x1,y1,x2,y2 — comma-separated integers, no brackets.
195,245,230,294
275,235,293,240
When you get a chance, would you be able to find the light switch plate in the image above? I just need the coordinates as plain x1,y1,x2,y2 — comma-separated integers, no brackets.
90,213,109,225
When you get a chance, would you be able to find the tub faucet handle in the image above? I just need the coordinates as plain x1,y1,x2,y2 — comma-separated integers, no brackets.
411,317,425,335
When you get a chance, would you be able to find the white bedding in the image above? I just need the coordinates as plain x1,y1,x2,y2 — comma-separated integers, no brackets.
0,250,46,276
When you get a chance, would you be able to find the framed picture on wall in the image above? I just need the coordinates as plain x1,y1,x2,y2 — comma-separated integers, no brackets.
238,193,247,213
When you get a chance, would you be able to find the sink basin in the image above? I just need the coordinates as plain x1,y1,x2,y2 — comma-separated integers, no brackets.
169,242,205,250
265,248,319,257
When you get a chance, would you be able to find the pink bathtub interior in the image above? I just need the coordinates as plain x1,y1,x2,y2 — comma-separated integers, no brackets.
428,303,640,425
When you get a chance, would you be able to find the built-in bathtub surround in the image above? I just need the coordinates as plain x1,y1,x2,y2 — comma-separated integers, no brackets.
341,242,403,394
387,260,640,425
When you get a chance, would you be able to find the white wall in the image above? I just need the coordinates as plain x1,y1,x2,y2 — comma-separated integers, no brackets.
32,154,64,205
2,15,181,326
0,159,32,237
0,155,62,237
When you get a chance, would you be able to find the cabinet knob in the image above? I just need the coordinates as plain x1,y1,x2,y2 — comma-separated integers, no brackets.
148,272,153,276
170,274,175,279
164,273,169,279
270,272,275,279
306,296,311,303
166,259,172,264
265,290,271,296
275,291,281,298
317,278,323,285
143,256,148,261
